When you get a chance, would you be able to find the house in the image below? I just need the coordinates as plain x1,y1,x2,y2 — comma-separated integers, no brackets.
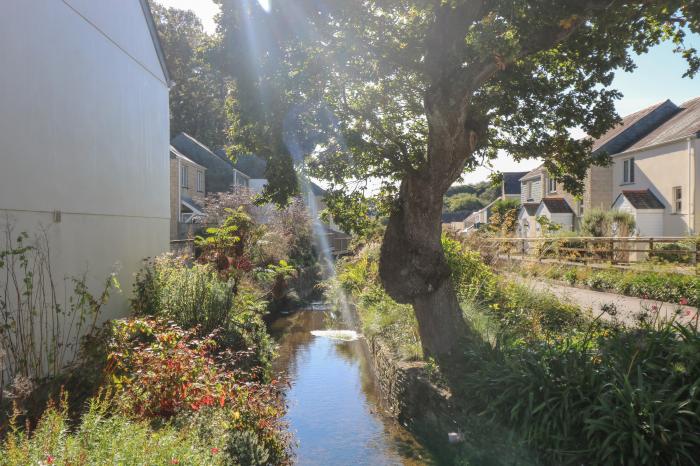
171,133,250,193
170,146,206,239
0,0,170,321
442,210,474,232
462,171,528,233
608,97,700,236
517,98,699,236
233,154,269,194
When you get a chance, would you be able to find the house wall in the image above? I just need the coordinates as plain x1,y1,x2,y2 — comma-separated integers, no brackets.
612,193,664,236
521,176,543,203
179,159,206,206
694,138,700,234
170,158,179,240
249,178,268,194
612,139,695,236
0,0,169,323
584,165,614,211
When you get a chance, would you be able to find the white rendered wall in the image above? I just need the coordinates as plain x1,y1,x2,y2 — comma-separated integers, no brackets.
0,0,170,322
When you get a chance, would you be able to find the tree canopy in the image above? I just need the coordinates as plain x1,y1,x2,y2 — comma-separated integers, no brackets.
213,0,700,356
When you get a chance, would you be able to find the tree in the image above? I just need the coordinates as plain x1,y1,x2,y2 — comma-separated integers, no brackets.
150,2,230,148
214,0,700,358
444,193,484,213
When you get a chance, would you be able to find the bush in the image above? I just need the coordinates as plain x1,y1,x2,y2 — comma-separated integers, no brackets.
465,321,700,465
0,394,225,466
103,318,290,463
442,235,496,303
132,255,273,372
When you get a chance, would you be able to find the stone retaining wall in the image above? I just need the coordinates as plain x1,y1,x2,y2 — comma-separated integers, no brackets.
367,336,460,461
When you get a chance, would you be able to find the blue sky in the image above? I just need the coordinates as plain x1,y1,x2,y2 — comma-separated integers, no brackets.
157,0,699,184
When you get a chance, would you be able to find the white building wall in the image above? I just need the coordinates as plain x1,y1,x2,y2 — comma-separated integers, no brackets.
612,139,696,236
0,0,170,322
249,178,268,194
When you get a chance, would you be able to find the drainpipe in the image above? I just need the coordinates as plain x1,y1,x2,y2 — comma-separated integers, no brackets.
177,158,182,228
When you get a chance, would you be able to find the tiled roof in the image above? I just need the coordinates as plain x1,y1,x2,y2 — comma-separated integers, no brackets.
591,100,679,154
541,198,574,214
503,172,529,195
521,203,539,216
625,97,700,151
170,145,203,168
619,189,665,210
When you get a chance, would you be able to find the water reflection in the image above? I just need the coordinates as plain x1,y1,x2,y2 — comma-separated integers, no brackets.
270,310,433,465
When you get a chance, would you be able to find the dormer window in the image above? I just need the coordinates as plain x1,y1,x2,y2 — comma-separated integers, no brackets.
548,178,557,193
526,182,533,201
622,158,635,184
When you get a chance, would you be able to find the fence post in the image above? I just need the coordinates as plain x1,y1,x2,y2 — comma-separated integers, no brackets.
649,238,654,263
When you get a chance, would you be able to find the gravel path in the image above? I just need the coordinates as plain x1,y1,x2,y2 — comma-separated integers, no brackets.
512,275,698,327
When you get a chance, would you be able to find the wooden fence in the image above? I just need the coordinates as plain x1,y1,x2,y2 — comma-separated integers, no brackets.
474,236,700,266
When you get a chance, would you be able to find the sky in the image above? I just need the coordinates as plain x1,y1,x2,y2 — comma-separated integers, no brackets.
156,0,699,184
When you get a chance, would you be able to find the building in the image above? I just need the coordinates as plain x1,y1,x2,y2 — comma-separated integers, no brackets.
462,172,528,233
170,146,206,239
171,133,250,193
609,97,700,236
0,0,170,321
517,98,699,237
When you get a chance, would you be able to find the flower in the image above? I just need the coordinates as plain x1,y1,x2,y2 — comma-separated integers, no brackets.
46,455,55,465
680,297,689,306
651,304,658,311
211,448,220,455
171,459,180,465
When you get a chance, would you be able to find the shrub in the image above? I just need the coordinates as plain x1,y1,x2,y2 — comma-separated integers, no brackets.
0,394,225,466
103,318,290,463
0,226,118,408
465,321,700,465
132,255,273,371
442,235,496,303
581,208,635,237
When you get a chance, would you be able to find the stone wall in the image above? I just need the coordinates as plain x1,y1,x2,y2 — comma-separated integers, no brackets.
367,336,460,461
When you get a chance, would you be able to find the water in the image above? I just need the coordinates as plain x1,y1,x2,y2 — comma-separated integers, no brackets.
270,309,433,465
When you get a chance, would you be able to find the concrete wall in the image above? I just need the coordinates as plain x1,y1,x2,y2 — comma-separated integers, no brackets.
612,139,696,236
0,0,170,323
584,165,614,211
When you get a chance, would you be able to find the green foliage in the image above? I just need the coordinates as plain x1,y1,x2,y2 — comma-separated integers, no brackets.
444,192,484,213
488,199,520,235
465,320,700,465
0,394,225,466
330,243,422,359
150,3,230,148
132,255,274,372
581,208,636,237
442,236,496,303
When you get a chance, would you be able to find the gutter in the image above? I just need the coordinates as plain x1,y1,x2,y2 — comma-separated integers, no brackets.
690,137,696,235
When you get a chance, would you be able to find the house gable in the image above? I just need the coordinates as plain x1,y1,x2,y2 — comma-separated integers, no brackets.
171,133,234,193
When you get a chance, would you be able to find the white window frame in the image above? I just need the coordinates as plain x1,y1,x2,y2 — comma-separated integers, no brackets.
622,157,635,184
548,178,557,193
673,186,682,213
526,182,533,201
196,170,204,192
180,165,189,189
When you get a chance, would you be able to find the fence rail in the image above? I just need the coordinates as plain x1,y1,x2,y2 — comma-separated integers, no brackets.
472,236,700,266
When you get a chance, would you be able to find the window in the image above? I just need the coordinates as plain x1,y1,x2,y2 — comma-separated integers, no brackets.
180,165,188,189
622,158,635,183
526,182,533,201
548,178,557,193
196,170,204,192
673,186,682,213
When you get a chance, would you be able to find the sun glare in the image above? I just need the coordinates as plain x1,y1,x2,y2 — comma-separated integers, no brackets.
256,0,271,12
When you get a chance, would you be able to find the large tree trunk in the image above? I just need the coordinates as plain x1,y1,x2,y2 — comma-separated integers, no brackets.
379,172,472,358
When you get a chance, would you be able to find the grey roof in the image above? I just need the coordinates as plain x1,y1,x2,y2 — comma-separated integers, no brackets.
541,198,574,214
181,195,204,214
310,182,326,196
171,133,234,193
213,148,234,166
441,210,473,223
234,154,268,179
170,145,202,168
521,203,539,216
139,0,171,84
617,190,665,210
503,172,529,195
625,97,700,151
591,100,680,155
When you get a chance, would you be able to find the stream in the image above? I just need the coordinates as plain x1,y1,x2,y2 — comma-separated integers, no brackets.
270,307,433,465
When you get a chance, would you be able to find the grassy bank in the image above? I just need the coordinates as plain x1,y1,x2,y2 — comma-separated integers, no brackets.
329,237,700,465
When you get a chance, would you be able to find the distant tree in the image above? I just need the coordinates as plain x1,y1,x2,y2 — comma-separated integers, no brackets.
150,2,230,148
214,0,700,357
445,193,484,213
488,199,520,235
